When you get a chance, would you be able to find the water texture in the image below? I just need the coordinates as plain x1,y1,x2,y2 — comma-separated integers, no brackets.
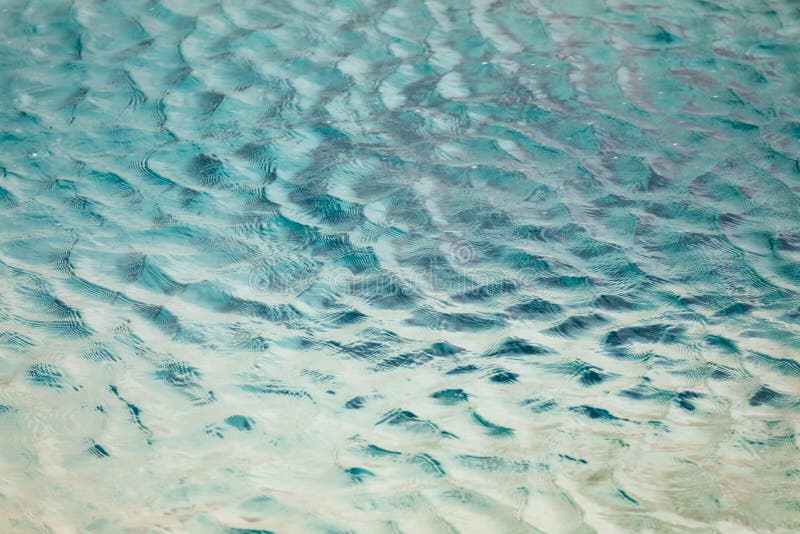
1,0,799,531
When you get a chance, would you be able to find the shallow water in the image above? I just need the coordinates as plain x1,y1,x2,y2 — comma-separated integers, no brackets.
1,0,800,532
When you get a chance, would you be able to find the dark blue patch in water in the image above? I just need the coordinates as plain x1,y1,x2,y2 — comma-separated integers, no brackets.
674,391,704,412
28,363,65,389
604,324,684,346
705,334,739,353
593,294,638,311
87,443,110,458
424,341,463,356
545,313,608,337
446,364,480,375
225,415,255,431
472,410,514,436
570,405,625,422
344,466,376,483
715,302,753,317
483,337,553,358
489,369,519,384
431,389,469,404
411,453,446,477
617,489,639,505
156,360,202,389
748,386,785,407
364,444,402,457
559,454,588,464
345,396,366,409
505,297,562,318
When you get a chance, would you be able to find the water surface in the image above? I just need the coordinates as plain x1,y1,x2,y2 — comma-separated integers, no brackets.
1,0,800,532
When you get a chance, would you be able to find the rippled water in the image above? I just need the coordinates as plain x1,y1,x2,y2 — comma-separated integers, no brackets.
1,0,799,531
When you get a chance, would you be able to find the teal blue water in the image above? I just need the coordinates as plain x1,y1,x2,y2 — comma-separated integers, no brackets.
1,0,799,532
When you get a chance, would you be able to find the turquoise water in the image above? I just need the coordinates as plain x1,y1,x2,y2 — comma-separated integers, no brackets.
1,0,800,531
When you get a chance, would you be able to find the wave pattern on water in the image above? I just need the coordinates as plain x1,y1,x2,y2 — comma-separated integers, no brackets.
1,0,799,531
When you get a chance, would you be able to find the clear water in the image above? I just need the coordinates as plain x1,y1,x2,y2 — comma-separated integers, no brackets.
1,0,799,531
